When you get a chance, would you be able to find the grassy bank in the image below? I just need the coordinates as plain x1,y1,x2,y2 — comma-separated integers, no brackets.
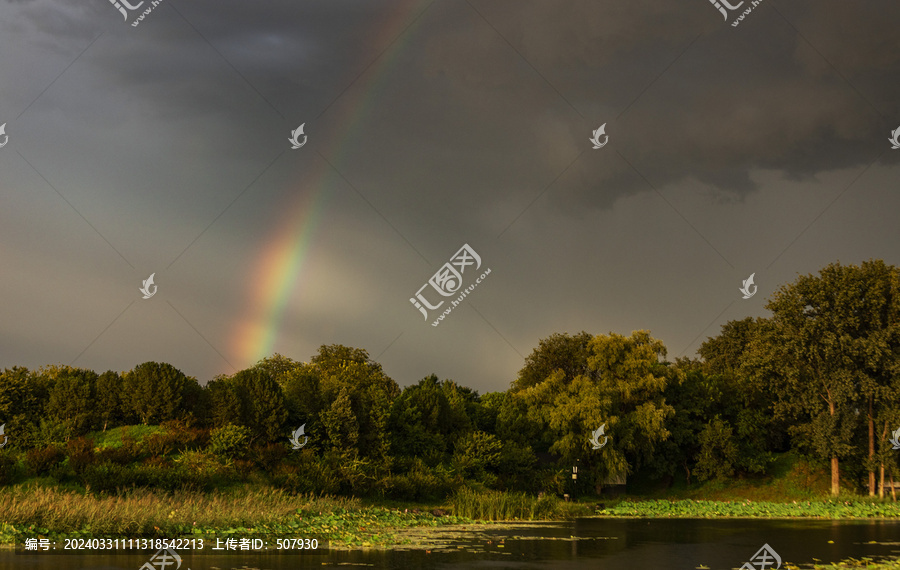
802,561,900,569
0,484,475,549
595,498,900,518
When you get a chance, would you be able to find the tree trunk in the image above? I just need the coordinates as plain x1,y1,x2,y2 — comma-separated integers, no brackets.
831,456,840,496
892,470,897,501
880,422,889,499
684,461,691,486
830,401,840,496
868,396,876,496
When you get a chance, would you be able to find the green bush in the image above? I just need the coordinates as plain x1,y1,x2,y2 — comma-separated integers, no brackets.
497,440,538,491
25,446,66,476
271,450,341,494
81,462,132,493
30,418,69,449
80,459,219,494
96,440,143,465
160,419,209,451
208,423,250,460
383,459,457,501
174,450,225,475
695,417,739,482
250,442,289,471
144,433,175,457
142,420,210,457
0,451,19,485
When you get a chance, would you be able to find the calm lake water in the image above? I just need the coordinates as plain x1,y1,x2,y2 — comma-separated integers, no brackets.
2,518,899,570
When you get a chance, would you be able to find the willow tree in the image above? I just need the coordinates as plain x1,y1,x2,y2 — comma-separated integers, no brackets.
508,330,673,493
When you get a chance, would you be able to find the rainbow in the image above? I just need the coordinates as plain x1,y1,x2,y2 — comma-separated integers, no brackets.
231,0,429,367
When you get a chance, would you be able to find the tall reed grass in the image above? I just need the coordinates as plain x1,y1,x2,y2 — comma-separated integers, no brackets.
448,488,589,520
0,484,358,535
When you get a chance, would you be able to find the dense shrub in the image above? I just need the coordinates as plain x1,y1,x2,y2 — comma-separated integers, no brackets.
29,418,68,449
271,451,340,494
81,462,131,493
81,460,219,494
144,433,175,457
143,421,209,458
208,423,250,460
497,441,539,492
25,446,66,476
161,419,209,450
174,450,222,474
96,441,143,465
383,459,457,501
65,437,95,475
0,452,19,485
250,443,290,471
270,463,304,493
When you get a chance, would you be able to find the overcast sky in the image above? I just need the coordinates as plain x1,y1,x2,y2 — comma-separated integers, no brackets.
1,0,898,393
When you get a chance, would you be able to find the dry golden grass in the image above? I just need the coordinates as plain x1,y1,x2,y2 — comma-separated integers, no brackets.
0,484,359,535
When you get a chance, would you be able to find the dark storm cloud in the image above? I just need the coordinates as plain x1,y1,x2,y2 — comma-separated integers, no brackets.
421,0,900,213
1,0,898,390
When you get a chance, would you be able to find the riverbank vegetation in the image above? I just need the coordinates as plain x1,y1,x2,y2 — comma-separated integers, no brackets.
0,485,474,548
596,498,900,518
0,259,898,543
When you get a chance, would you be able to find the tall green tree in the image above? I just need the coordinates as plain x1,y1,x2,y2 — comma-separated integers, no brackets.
840,260,900,495
231,367,289,443
45,366,99,436
310,345,400,464
95,370,127,430
513,331,594,391
322,386,359,449
0,366,50,449
697,318,784,478
699,317,756,378
388,374,474,466
280,362,323,442
206,374,243,428
254,353,304,388
122,362,190,425
649,358,713,485
742,261,899,495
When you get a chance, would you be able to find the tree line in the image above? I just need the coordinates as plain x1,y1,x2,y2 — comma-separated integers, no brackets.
0,259,897,498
